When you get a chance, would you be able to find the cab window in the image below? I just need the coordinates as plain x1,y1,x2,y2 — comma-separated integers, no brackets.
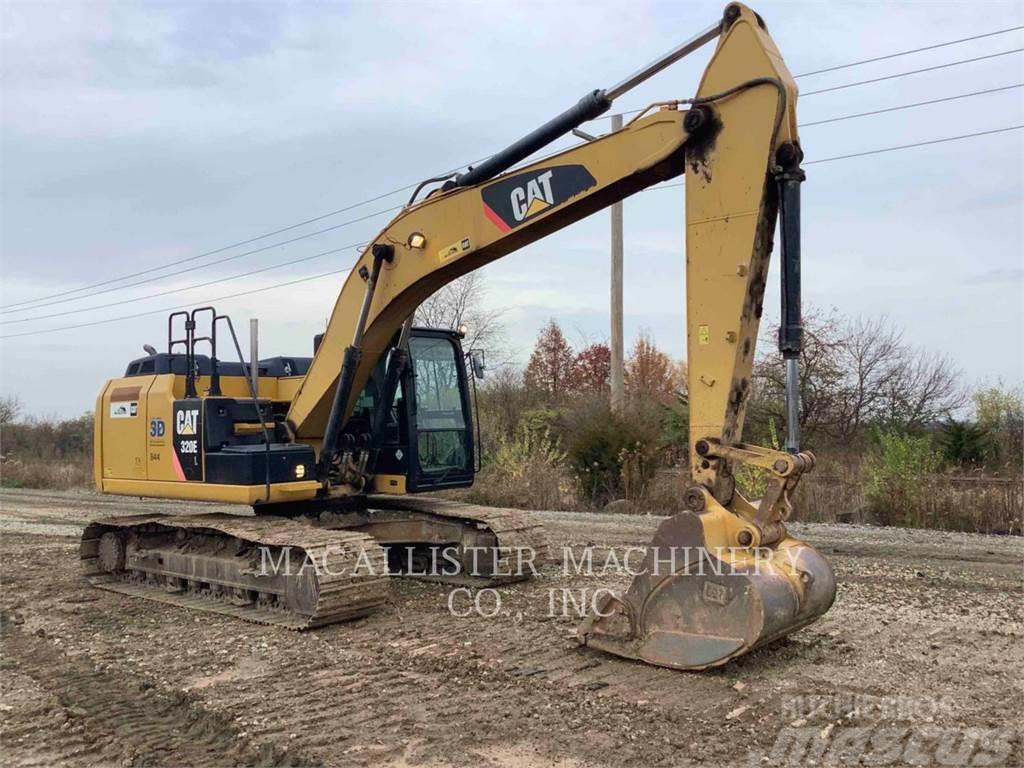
410,335,469,475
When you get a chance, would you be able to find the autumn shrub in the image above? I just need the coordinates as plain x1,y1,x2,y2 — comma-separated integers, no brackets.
462,424,572,510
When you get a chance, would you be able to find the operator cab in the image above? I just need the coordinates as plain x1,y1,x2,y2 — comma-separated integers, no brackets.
349,327,478,493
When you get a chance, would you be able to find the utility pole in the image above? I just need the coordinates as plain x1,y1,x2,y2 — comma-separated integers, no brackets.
609,113,625,413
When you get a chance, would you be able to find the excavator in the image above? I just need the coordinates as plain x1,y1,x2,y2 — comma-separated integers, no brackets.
85,2,836,670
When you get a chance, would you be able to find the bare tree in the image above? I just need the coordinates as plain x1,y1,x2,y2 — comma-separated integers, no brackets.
833,316,905,438
878,348,967,430
414,272,506,362
477,366,534,443
750,310,967,445
0,396,22,426
751,309,847,441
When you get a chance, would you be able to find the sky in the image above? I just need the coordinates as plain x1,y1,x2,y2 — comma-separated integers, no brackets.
1,0,1022,419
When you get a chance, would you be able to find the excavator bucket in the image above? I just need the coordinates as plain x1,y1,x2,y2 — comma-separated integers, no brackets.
578,501,836,670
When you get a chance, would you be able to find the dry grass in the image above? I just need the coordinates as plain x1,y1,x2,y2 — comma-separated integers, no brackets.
795,458,1021,535
451,451,576,511
448,452,1022,536
0,456,93,490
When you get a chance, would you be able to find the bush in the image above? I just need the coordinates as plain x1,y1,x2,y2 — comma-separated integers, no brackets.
973,384,1024,471
464,424,570,510
734,416,781,499
564,401,666,507
0,411,94,489
863,430,941,527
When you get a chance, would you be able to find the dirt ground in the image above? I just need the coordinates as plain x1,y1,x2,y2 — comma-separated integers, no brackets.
1,488,1021,768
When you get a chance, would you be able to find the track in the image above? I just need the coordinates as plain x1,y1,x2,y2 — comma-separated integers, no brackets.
1,488,1021,767
82,514,390,630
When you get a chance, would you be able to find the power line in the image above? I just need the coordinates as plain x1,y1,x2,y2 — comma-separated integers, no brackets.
650,124,1023,191
592,27,1024,121
33,84,1021,327
800,83,1024,127
0,142,583,318
5,25,1023,312
0,156,489,312
0,269,348,340
0,245,360,325
4,123,1020,341
5,147,599,324
801,48,1023,97
802,124,1023,164
5,90,1020,327
0,192,393,312
0,205,397,315
793,24,1024,78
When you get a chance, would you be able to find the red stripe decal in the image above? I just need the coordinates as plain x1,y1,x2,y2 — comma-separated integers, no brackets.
482,203,511,233
170,449,186,481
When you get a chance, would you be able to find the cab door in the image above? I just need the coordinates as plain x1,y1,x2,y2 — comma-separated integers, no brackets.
404,331,474,492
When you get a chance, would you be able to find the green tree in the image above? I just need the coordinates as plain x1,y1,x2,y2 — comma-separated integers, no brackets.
973,383,1023,470
938,420,990,469
863,430,941,527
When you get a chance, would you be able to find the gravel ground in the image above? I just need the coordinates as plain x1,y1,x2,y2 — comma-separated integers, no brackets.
1,488,1021,767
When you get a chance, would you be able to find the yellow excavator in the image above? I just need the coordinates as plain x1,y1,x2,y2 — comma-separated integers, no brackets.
85,2,835,670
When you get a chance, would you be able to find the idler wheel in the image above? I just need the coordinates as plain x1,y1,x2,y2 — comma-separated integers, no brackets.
97,532,126,573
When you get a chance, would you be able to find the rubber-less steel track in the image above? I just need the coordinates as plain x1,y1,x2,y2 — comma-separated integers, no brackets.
81,514,390,630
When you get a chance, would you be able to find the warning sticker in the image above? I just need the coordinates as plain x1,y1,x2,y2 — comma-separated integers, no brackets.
110,401,138,419
437,237,471,263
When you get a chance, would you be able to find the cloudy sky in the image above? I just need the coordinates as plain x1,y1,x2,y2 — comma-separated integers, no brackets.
1,0,1022,418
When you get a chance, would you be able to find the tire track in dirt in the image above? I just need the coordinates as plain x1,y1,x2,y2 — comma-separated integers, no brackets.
0,610,313,768
2,490,1022,767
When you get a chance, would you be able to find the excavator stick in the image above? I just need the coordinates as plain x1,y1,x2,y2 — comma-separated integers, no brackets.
579,3,836,669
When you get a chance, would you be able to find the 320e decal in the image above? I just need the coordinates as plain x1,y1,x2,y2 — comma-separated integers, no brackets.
481,165,596,232
172,400,202,481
